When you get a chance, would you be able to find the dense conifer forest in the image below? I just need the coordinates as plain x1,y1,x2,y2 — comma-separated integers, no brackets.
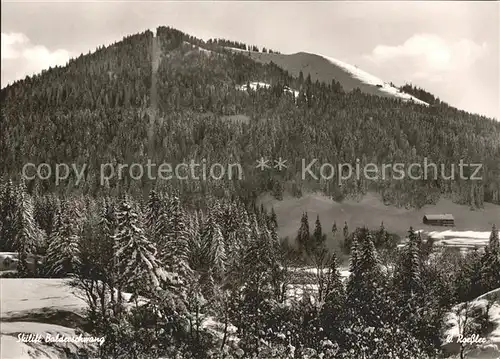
1,27,499,207
1,180,499,358
1,26,499,358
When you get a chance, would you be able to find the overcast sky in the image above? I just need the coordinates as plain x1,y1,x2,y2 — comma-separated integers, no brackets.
2,1,499,119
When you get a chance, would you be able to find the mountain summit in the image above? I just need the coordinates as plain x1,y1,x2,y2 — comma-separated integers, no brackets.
1,26,499,208
228,48,429,105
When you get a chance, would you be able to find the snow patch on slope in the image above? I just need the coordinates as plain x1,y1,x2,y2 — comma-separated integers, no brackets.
238,81,270,91
425,230,492,249
237,82,299,98
183,41,213,55
284,85,300,98
225,47,247,52
427,230,491,240
319,54,429,106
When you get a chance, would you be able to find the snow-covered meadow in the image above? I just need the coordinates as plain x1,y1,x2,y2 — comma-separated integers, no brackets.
0,278,237,359
426,230,492,249
0,279,92,359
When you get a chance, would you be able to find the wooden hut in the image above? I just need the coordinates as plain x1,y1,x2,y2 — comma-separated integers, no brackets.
422,214,455,227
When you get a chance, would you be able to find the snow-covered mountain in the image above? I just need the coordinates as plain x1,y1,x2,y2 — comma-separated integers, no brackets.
227,48,429,106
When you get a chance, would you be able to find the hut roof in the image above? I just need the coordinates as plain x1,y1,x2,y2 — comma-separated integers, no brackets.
423,214,455,221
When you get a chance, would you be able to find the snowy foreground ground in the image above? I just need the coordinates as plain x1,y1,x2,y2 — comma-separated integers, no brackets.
0,279,94,359
443,288,500,359
1,274,498,358
0,278,234,359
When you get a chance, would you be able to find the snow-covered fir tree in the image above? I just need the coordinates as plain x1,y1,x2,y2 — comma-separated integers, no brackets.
456,248,483,301
15,180,42,277
321,252,346,339
296,212,310,254
313,214,326,249
186,209,203,271
156,195,193,287
201,212,226,281
343,221,349,239
394,227,422,299
80,198,117,282
346,228,387,327
45,200,82,276
480,224,500,292
0,180,18,251
268,207,278,230
331,220,337,237
144,189,164,244
114,198,163,301
33,194,59,246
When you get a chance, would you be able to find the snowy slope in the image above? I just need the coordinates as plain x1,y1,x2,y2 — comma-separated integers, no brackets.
1,279,93,359
227,48,430,106
0,279,146,359
318,54,429,106
0,278,240,358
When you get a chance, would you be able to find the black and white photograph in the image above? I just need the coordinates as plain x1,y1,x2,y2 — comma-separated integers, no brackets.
1,1,499,358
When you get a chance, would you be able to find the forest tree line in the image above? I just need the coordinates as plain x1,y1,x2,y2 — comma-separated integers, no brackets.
1,27,499,209
1,178,499,358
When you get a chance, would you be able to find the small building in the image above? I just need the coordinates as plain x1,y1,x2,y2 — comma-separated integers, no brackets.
422,214,455,227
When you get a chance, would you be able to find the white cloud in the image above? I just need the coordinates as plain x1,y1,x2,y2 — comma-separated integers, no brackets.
1,32,73,87
366,34,488,80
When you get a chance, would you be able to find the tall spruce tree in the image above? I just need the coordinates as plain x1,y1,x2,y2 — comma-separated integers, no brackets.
346,228,386,327
269,207,278,230
157,195,193,286
33,194,58,249
114,198,162,301
0,180,18,251
297,212,310,254
45,200,82,276
321,251,346,339
332,221,337,237
144,190,164,244
15,181,42,277
375,221,387,248
187,210,203,272
201,213,226,281
99,199,117,284
79,198,116,284
480,225,500,293
313,215,326,249
394,227,422,299
343,221,349,240
456,248,483,301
